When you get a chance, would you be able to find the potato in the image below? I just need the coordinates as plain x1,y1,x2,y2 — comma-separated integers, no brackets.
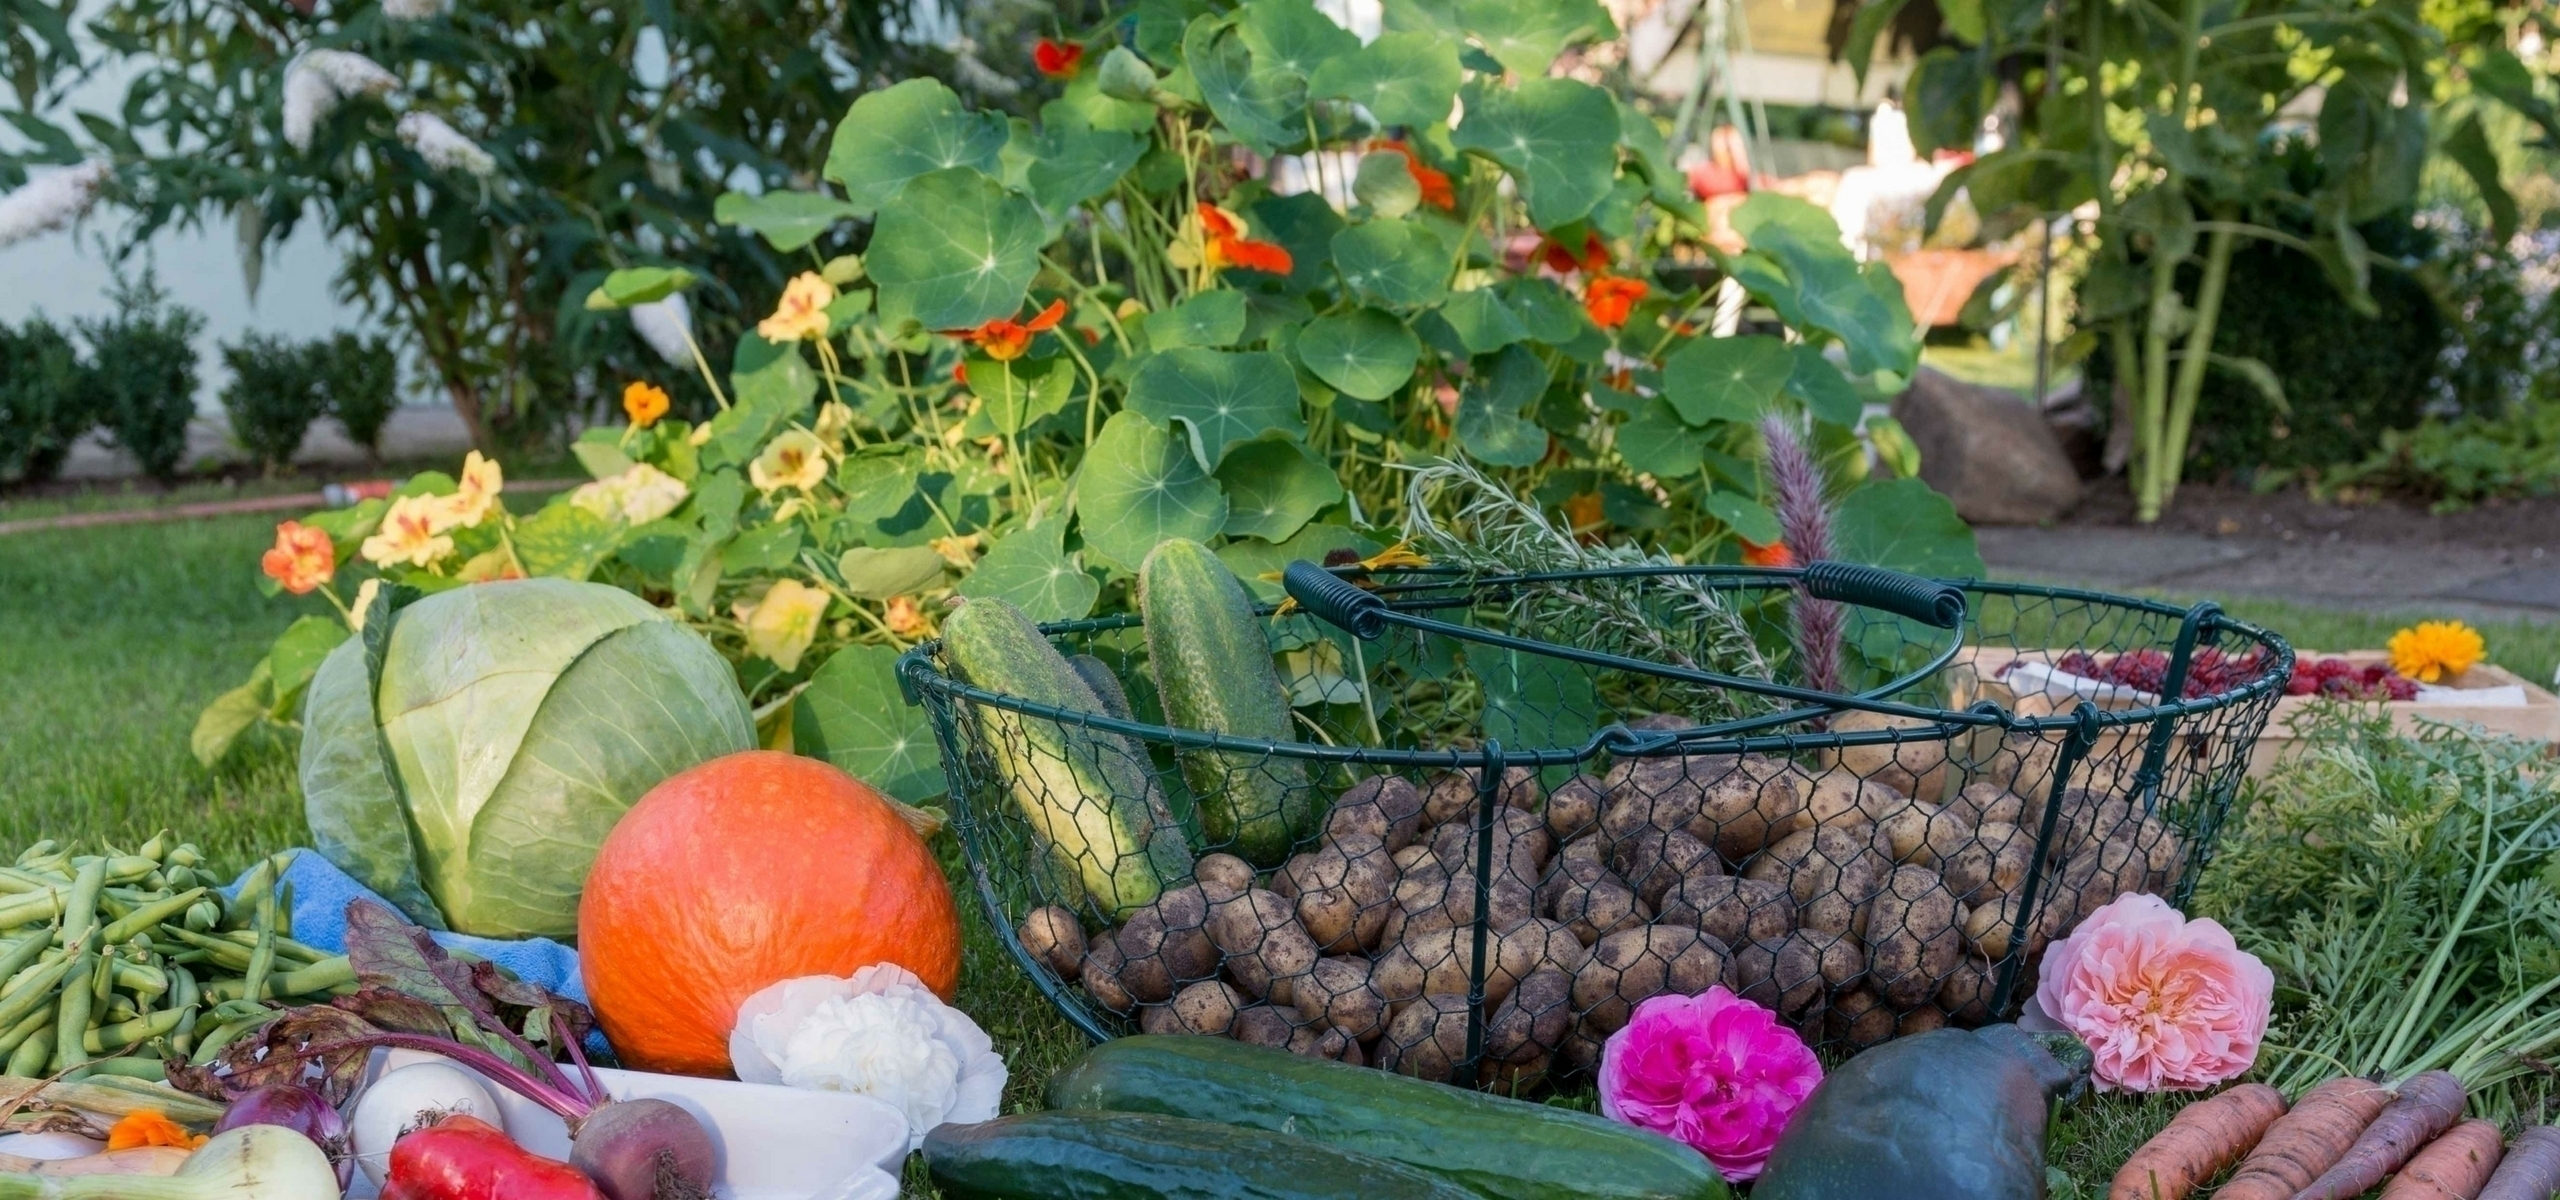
1116,886,1219,1002
1206,888,1321,1007
1427,807,1552,888
1422,766,1542,829
1938,957,1999,1024
1945,781,2027,829
1800,928,1868,993
1826,989,1896,1047
1380,867,1533,946
1376,993,1473,1082
1939,821,2034,906
1658,874,1795,946
1079,935,1137,1013
1963,890,2073,960
1017,906,1086,981
1572,925,1733,1034
1534,846,1610,918
2057,836,2149,923
1392,844,1438,876
1274,834,1396,953
1143,980,1244,1036
1525,916,1593,977
1324,776,1428,852
1610,754,1802,863
1822,709,1951,802
1742,826,1884,936
1379,923,1547,1011
1875,802,1957,865
1798,773,1907,830
1556,1021,1606,1080
1552,871,1650,946
1864,865,1962,1009
1734,936,1827,1021
1611,827,1718,909
1484,968,1575,1089
1193,853,1256,899
1292,955,1386,1041
1231,1004,1296,1047
1897,1006,1948,1037
1287,1023,1364,1065
1546,774,1608,843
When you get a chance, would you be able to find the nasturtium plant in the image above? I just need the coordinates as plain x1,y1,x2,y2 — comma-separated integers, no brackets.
202,0,1978,801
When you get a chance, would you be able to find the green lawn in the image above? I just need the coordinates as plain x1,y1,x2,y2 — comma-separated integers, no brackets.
4,510,2551,1196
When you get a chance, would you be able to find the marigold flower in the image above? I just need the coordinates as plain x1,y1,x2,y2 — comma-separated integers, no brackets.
1365,140,1456,211
1583,275,1648,329
107,1110,206,1152
260,520,336,595
750,429,831,493
737,579,831,671
1033,38,1085,79
944,299,1067,362
360,495,457,569
758,272,839,343
1195,205,1293,274
1541,232,1609,276
1740,538,1793,567
2387,620,2485,684
623,381,670,428
438,450,504,529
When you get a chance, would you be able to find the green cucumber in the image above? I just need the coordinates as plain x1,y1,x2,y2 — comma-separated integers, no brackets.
1046,1035,1731,1200
1138,539,1313,865
924,1110,1478,1200
1066,654,1135,720
941,596,1191,922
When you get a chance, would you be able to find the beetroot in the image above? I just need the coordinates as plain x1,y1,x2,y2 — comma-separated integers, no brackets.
570,1097,717,1200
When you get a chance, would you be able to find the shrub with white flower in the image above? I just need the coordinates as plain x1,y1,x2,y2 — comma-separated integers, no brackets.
397,112,496,178
628,293,695,367
729,965,1006,1151
0,160,110,249
282,50,401,151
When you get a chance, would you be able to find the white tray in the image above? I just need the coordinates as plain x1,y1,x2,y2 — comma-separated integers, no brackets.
345,1048,908,1200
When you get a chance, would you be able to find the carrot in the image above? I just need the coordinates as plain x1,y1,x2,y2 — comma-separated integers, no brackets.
2216,1076,2396,1200
2478,1126,2560,1200
2294,1070,2470,1200
2109,1082,2288,1200
2379,1119,2505,1200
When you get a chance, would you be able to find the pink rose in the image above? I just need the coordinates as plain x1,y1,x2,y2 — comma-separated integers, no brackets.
1598,987,1823,1181
2032,892,2274,1093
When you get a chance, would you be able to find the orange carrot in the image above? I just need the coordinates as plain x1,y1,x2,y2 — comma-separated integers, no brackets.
2296,1070,2470,1200
2109,1082,2288,1200
2479,1125,2560,1200
2215,1076,2396,1200
2378,1118,2505,1200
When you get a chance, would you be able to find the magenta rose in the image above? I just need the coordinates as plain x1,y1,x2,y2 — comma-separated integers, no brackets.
1597,986,1823,1181
2030,891,2274,1093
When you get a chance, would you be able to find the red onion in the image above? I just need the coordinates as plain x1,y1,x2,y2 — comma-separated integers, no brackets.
216,1083,353,1188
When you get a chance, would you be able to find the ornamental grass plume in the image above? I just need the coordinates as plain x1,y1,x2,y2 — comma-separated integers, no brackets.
0,160,110,249
2029,893,2273,1093
1598,987,1822,1181
1760,413,1841,696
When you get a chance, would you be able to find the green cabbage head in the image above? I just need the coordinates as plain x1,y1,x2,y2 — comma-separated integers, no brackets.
301,578,755,939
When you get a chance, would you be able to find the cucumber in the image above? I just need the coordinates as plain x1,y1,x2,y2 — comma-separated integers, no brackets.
1045,1035,1731,1200
1066,654,1135,720
941,597,1191,921
1138,539,1314,866
924,1110,1478,1200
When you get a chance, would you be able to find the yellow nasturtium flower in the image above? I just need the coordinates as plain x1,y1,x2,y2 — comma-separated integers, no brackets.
750,429,830,493
757,272,838,343
441,451,505,529
737,579,830,671
2388,620,2485,683
361,495,457,569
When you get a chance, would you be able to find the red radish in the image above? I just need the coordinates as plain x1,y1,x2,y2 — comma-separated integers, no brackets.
2480,1126,2560,1200
2295,1070,2469,1200
383,1114,605,1200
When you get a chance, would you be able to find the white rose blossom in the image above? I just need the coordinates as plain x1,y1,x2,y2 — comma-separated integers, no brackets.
0,160,110,250
628,292,694,367
569,463,689,526
730,965,1006,1152
397,112,496,178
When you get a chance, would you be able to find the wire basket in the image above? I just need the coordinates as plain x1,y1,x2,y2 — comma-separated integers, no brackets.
900,560,2292,1091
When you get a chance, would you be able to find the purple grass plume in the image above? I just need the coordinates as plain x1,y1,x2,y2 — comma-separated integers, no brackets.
1761,413,1842,697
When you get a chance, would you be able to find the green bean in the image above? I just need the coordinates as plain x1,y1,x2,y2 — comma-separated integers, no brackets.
241,885,276,1011
102,995,137,1024
0,890,63,933
53,948,94,1076
13,842,56,869
84,1006,187,1056
0,1006,50,1061
183,899,219,933
215,929,327,964
162,927,254,973
97,857,159,887
109,959,168,998
136,831,170,863
96,888,205,947
0,959,74,1031
0,932,49,988
168,966,199,1057
165,845,202,870
84,1056,167,1083
7,1022,51,1076
206,954,354,1002
56,858,104,949
0,868,65,895
187,1015,259,1065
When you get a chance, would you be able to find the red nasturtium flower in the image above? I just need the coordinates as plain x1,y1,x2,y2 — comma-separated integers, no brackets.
1365,140,1456,211
945,299,1069,362
1034,39,1085,79
1198,205,1294,274
1541,232,1609,276
1583,275,1649,329
261,520,336,595
1741,538,1795,567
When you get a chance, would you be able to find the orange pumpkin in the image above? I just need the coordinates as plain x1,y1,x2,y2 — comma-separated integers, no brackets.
579,750,962,1076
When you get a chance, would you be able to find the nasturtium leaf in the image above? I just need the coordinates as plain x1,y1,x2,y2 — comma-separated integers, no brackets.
1252,192,1345,296
1304,31,1461,128
1832,478,1984,577
1353,151,1423,218
838,545,948,599
1093,46,1163,106
1701,490,1783,546
193,662,270,766
1474,643,1600,749
1662,334,1791,425
1237,0,1359,77
1616,98,1696,209
1185,14,1306,154
1451,78,1618,229
1614,396,1707,478
958,520,1099,621
1456,344,1550,467
1025,104,1149,215
1216,435,1344,542
1240,290,1315,345
1216,523,1378,603
867,168,1044,332
1332,218,1450,310
1786,344,1866,427
1437,289,1530,355
723,523,802,574
703,339,815,470
584,267,695,311
512,504,623,581
836,445,926,524
1078,411,1230,571
268,615,351,711
571,429,635,481
1383,0,1612,77
1143,290,1250,350
1721,198,1920,378
794,644,946,802
1499,276,1593,346
1127,348,1305,469
823,78,1010,216
1295,308,1420,401
967,356,1075,436
713,191,860,253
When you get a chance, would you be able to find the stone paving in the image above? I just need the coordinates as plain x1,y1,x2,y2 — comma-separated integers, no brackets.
1976,525,2559,621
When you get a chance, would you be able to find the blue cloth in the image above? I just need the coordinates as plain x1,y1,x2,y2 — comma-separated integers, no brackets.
229,850,589,1006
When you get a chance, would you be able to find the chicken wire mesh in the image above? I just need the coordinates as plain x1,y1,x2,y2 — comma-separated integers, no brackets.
900,562,2292,1093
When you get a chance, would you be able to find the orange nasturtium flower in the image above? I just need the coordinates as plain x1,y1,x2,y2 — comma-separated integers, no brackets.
623,381,671,428
1741,538,1795,568
1583,275,1649,329
757,272,838,343
1034,38,1085,79
1365,140,1456,211
107,1110,206,1152
945,299,1068,362
1541,232,1609,276
1198,205,1294,274
260,520,336,595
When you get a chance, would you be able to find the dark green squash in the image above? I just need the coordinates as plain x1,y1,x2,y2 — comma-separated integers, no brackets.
1750,1025,2091,1200
923,1110,1479,1200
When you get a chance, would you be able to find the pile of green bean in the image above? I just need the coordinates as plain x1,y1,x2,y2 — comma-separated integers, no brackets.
0,836,355,1082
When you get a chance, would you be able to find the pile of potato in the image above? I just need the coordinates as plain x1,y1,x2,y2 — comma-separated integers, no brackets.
1016,710,2190,1089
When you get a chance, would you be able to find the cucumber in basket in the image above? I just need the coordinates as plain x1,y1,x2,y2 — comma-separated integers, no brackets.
942,596,1191,922
925,1110,1478,1200
1045,1035,1732,1200
1138,538,1314,866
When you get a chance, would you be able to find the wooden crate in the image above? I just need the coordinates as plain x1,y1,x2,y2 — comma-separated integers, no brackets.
2248,651,2560,778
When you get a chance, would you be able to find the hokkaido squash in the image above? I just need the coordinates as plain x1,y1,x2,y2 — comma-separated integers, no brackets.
579,750,962,1076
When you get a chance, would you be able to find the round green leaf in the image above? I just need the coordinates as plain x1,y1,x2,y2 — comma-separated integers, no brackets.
511,503,622,581
868,168,1044,332
1662,334,1791,425
1238,0,1360,77
967,355,1075,436
838,545,948,599
1125,347,1306,469
1025,103,1148,215
1215,523,1379,603
1143,290,1250,351
1436,289,1530,355
1700,490,1783,545
1078,411,1231,571
957,520,1099,621
1185,14,1306,154
713,191,861,253
1295,308,1420,401
823,78,1010,216
1613,395,1706,478
1786,344,1867,427
1353,151,1423,218
1456,344,1550,467
1451,77,1618,229
1331,219,1450,310
1832,478,1984,577
1383,0,1613,78
794,644,947,802
1215,435,1345,542
1305,31,1460,128
835,445,925,523
584,267,695,311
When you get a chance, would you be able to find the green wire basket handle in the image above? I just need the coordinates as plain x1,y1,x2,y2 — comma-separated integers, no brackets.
1800,560,1969,630
1282,560,1391,638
